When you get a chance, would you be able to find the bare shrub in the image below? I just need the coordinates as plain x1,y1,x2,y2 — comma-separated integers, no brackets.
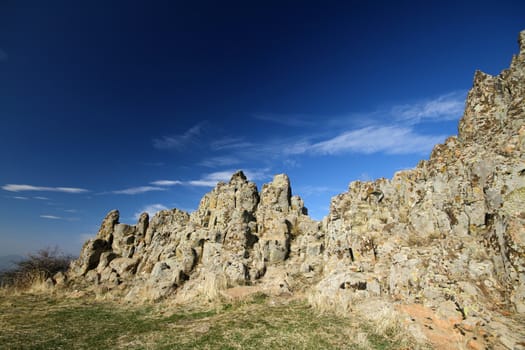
0,247,74,290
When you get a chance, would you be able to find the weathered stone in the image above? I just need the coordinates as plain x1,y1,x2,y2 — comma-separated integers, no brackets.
96,209,119,242
260,174,291,213
69,238,109,277
53,271,66,285
109,257,139,277
96,251,118,273
112,223,136,258
66,30,525,349
511,283,525,313
136,212,149,238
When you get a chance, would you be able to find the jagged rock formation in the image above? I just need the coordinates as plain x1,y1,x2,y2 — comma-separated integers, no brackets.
308,31,525,348
63,30,525,349
68,171,320,301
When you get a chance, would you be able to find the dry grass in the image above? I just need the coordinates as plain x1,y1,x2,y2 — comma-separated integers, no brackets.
0,247,73,292
0,291,419,349
309,292,428,350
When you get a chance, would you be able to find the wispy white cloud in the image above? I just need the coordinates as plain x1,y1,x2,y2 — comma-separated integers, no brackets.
199,156,241,168
210,137,254,151
243,169,272,182
138,170,272,189
13,196,28,200
101,170,268,199
149,91,463,172
40,215,61,220
188,169,271,187
321,91,466,128
253,113,315,127
295,185,335,197
2,184,88,193
153,122,207,150
112,186,166,195
299,125,446,155
0,49,7,62
359,173,372,181
187,171,234,187
133,204,168,220
392,91,466,124
40,214,80,222
205,134,311,166
282,159,300,168
238,91,465,156
34,196,49,200
79,233,94,243
150,180,182,186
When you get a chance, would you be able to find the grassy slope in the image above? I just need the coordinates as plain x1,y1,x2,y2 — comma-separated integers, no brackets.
0,292,415,350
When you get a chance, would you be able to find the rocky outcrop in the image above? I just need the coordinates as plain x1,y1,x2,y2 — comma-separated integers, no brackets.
314,30,525,313
65,30,525,349
309,30,525,349
67,171,317,301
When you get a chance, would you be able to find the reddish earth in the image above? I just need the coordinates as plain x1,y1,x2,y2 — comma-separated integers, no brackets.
398,304,486,350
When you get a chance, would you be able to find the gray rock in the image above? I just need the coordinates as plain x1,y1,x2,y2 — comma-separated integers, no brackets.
69,238,109,277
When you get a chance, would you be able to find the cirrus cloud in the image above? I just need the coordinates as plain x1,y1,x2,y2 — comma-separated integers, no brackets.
303,125,446,155
112,186,166,195
187,169,270,187
150,180,182,186
2,184,88,193
40,215,61,220
153,122,208,150
133,203,169,220
392,91,466,124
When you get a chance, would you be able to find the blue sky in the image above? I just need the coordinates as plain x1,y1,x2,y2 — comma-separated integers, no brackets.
0,1,523,256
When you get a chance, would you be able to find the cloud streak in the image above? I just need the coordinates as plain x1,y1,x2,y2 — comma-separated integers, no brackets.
187,171,234,187
153,122,207,150
188,169,270,187
2,184,88,193
210,137,254,151
134,203,168,220
40,215,61,220
292,125,446,156
112,186,166,195
150,180,182,186
201,91,463,162
198,123,443,161
147,91,462,176
295,185,335,196
148,170,271,188
392,91,466,124
253,113,316,127
40,214,79,221
199,156,241,168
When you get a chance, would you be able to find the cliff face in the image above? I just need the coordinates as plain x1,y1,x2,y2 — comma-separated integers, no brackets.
308,30,525,348
64,30,525,348
316,30,525,313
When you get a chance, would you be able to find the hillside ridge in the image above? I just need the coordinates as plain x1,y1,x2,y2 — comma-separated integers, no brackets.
60,30,525,349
